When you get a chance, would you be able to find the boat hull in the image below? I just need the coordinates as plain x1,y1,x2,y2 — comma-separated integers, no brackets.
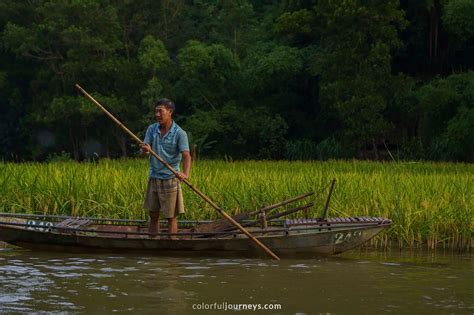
0,216,390,257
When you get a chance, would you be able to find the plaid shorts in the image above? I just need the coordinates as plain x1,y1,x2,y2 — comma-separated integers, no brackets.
143,178,184,219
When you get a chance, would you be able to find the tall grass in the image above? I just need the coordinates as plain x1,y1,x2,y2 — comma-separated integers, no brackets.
0,159,472,249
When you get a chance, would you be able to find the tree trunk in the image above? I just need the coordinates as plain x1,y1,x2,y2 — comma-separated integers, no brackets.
69,127,80,161
428,2,440,72
372,138,379,160
106,135,110,158
191,144,198,161
119,135,127,157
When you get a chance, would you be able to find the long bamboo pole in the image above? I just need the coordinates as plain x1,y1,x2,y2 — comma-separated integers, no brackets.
75,84,280,260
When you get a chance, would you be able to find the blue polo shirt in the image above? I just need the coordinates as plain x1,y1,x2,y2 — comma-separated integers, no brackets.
143,121,189,179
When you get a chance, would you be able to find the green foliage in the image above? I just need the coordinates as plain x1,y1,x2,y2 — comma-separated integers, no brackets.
285,137,352,161
415,71,474,160
48,96,85,122
196,0,256,56
2,1,122,87
312,0,408,148
183,108,221,142
434,107,474,161
417,79,460,142
399,138,426,161
256,114,288,159
140,77,164,109
0,71,6,88
443,0,474,41
138,36,172,106
46,151,72,162
274,9,314,36
244,45,304,93
183,104,287,159
174,40,240,108
285,139,318,160
0,0,473,162
315,137,353,160
138,35,170,74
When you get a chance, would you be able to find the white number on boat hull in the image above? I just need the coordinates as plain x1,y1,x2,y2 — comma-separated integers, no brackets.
334,230,363,244
26,220,53,232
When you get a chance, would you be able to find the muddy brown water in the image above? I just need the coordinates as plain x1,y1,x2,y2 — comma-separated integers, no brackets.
0,247,472,314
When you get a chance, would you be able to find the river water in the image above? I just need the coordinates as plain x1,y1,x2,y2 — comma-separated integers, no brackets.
0,247,472,314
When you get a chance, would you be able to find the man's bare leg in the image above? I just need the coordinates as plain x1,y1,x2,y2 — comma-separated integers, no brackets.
149,212,160,238
167,217,177,240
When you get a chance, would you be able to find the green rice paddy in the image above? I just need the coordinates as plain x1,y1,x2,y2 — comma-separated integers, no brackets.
0,159,472,249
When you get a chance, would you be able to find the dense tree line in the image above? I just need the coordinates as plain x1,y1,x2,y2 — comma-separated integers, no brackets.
1,0,473,162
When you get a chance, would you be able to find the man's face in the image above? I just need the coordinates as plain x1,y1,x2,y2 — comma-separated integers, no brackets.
155,105,172,124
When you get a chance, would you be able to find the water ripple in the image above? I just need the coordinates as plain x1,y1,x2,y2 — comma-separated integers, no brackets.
0,250,471,314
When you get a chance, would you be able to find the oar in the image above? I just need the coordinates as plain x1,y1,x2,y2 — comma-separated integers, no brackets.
75,84,280,260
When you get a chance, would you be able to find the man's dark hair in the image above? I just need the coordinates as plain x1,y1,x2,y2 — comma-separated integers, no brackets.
155,98,175,112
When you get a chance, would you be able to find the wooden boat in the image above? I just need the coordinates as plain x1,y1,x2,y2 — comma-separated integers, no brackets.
0,212,391,257
0,185,391,257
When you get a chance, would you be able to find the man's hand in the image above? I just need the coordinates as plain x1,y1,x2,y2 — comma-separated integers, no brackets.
140,143,151,155
176,172,188,181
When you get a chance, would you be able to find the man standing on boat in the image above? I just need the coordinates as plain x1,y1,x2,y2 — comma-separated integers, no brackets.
140,98,191,238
